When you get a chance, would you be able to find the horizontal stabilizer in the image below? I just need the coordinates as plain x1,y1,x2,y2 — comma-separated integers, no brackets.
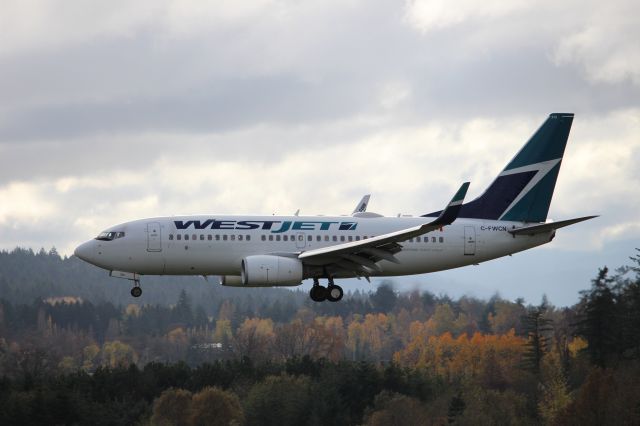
508,215,598,236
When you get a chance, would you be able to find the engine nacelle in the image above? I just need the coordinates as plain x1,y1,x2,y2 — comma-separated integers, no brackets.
219,275,243,286
241,255,303,286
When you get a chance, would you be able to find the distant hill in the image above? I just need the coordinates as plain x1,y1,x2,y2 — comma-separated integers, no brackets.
0,248,306,313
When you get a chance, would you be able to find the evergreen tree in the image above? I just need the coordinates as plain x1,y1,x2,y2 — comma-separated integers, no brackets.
576,267,618,367
173,290,194,325
370,283,397,313
447,392,466,424
521,300,553,377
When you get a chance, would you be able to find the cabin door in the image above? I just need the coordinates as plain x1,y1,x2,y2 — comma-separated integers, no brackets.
147,222,162,252
464,226,476,255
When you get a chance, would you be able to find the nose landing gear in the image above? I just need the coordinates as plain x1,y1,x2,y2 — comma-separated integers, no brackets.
109,271,143,298
130,279,142,298
309,278,343,302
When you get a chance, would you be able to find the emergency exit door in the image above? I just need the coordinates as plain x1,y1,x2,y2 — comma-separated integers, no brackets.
147,222,162,252
464,226,476,255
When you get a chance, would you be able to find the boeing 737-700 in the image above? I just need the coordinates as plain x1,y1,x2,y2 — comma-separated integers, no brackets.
74,113,596,302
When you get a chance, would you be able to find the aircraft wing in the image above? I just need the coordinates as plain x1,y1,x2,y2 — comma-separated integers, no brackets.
352,194,371,214
508,215,598,236
298,182,470,277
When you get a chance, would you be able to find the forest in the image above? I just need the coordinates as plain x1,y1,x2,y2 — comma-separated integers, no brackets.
1,248,640,425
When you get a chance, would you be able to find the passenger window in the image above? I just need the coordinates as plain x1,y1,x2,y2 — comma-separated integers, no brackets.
332,236,337,242
356,236,360,241
324,235,329,241
246,235,251,241
348,236,353,242
215,235,220,241
192,234,196,240
363,236,368,239
208,235,212,241
177,234,182,241
200,235,205,241
316,236,321,242
283,235,288,241
439,237,444,243
340,236,345,242
432,237,436,243
238,235,243,241
261,235,266,241
185,234,189,240
231,235,235,241
169,234,174,240
276,235,281,241
269,235,273,241
307,235,312,241
223,235,228,241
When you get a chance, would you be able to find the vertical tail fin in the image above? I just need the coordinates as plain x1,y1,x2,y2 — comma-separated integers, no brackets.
423,113,574,223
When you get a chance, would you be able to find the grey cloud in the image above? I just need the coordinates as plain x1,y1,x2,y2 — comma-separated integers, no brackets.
0,74,377,142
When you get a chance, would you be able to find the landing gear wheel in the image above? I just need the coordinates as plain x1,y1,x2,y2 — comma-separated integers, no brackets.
309,285,327,302
326,285,343,302
131,286,142,298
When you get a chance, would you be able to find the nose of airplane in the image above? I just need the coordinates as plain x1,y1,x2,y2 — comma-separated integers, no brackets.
74,241,94,263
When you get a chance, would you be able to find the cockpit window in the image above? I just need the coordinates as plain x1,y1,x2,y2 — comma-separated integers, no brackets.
96,231,125,241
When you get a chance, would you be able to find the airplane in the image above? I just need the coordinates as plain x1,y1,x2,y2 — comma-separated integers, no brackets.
74,113,596,302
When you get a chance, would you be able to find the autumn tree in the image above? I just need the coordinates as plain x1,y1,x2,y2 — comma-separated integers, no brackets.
244,375,312,426
488,299,526,335
454,387,532,425
151,388,193,426
233,318,275,362
363,391,430,426
537,351,571,424
188,386,244,426
101,340,138,367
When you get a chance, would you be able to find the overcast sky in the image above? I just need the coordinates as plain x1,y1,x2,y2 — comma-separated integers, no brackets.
1,0,639,306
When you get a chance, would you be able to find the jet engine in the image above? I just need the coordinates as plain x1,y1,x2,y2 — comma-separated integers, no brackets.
240,255,303,286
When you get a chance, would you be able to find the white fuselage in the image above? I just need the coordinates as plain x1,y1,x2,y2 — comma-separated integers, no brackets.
75,214,552,281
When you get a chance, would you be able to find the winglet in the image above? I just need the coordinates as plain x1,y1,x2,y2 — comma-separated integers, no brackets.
430,182,470,226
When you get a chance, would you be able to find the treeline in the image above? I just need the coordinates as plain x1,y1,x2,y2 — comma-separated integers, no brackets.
0,248,305,309
0,249,640,424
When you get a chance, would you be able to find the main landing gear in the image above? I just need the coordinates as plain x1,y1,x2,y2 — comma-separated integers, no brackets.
309,278,344,302
130,279,142,298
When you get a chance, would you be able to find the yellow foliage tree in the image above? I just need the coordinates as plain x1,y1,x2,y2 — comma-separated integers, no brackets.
151,388,192,426
82,344,100,371
394,329,526,384
233,318,275,361
101,340,138,367
188,386,244,426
